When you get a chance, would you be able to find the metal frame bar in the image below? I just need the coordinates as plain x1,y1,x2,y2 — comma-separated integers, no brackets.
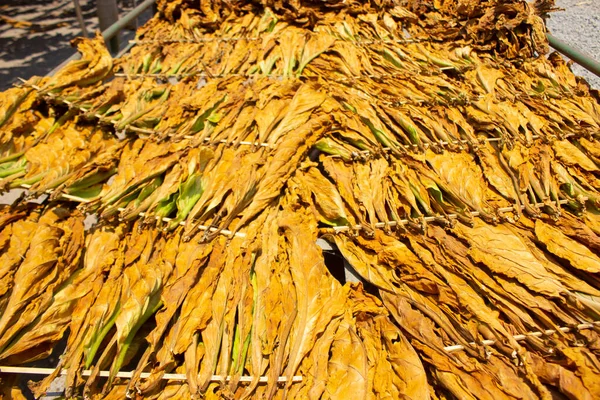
49,0,156,75
72,0,88,37
548,33,600,78
101,0,155,42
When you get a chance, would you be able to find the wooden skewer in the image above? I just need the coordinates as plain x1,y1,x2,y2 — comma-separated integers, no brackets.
129,37,429,45
328,197,589,233
18,187,587,239
19,183,92,203
130,37,264,44
325,132,577,158
105,73,476,109
20,74,476,112
14,186,247,239
18,80,275,148
20,77,574,154
1,323,598,381
125,209,247,238
0,366,302,383
113,69,459,81
443,321,600,354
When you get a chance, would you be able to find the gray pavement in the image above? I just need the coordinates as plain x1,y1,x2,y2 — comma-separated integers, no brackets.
546,0,600,88
0,0,98,90
0,0,149,90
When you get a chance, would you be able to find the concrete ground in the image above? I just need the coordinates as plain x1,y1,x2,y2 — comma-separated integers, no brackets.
0,0,151,91
546,0,600,89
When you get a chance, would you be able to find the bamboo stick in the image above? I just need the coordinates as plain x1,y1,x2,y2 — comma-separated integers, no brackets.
125,209,247,238
1,321,597,381
129,37,430,45
113,69,457,80
324,197,589,234
443,321,600,354
324,132,577,158
17,184,586,239
21,77,478,114
0,366,301,382
16,188,248,238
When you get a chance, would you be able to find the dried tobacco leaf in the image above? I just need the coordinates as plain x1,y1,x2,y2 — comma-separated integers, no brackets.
535,219,600,273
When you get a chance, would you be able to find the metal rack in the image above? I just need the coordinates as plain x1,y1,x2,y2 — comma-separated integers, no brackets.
48,0,157,76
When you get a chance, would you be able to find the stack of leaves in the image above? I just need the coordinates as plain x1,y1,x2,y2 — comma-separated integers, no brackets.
2,0,600,398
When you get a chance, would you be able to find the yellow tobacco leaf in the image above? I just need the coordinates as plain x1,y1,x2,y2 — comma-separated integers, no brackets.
331,234,398,293
530,352,593,400
453,220,565,297
287,313,342,400
409,237,522,352
535,220,600,273
584,212,600,236
579,138,600,162
322,157,372,228
560,347,600,398
350,282,430,400
280,208,346,389
297,166,348,226
477,141,518,201
194,236,248,394
235,115,329,233
266,83,327,146
170,237,228,356
552,140,599,173
242,208,295,399
0,86,35,130
297,32,337,75
426,149,492,216
324,316,368,400
41,33,112,93
35,227,123,396
474,65,504,94
0,217,38,300
0,207,83,353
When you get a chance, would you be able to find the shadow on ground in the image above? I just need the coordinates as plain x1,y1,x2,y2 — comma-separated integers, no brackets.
0,0,150,90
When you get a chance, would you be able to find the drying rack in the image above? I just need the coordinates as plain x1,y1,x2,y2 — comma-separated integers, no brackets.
2,0,600,396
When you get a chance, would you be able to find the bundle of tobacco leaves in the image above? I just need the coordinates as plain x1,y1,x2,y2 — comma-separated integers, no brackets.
2,0,600,398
